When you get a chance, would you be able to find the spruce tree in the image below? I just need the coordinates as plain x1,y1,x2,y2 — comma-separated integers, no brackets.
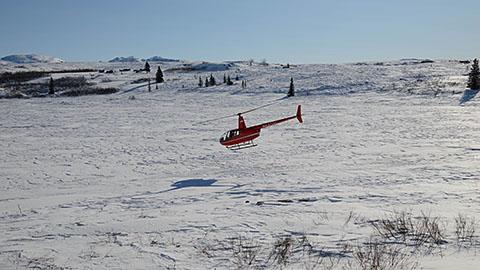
227,75,233,85
223,73,227,84
144,61,151,73
205,77,209,87
198,76,203,87
210,74,216,86
155,66,164,83
467,58,479,90
287,78,295,97
48,77,55,95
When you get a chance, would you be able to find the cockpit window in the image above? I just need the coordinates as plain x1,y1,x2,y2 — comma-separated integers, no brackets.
220,130,239,142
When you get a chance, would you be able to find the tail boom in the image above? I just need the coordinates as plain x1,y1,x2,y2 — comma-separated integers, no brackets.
252,105,303,130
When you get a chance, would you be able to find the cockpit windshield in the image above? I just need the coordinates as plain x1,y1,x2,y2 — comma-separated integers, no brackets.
220,130,239,142
220,132,229,142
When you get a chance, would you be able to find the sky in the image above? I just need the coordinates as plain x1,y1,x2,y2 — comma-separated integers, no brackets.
0,0,479,64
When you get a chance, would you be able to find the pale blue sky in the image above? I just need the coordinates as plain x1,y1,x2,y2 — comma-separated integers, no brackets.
0,0,478,63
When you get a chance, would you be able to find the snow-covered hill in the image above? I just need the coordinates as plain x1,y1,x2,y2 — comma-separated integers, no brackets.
1,54,64,64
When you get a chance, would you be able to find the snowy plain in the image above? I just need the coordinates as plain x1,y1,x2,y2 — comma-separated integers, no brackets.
0,59,479,269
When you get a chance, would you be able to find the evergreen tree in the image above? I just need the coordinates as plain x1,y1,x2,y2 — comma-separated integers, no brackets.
48,77,55,95
242,80,247,89
467,58,480,90
209,74,216,86
198,76,203,87
227,75,233,85
144,61,151,73
155,66,164,83
223,73,227,84
287,78,295,97
205,77,209,87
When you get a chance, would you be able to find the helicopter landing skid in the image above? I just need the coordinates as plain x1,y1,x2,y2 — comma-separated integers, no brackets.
227,140,257,151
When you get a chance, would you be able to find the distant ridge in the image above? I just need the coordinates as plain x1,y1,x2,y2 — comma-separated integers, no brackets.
1,54,64,64
108,56,140,63
145,56,179,62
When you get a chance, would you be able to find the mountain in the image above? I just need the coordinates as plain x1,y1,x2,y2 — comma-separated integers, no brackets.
1,54,64,64
108,56,140,63
145,56,179,62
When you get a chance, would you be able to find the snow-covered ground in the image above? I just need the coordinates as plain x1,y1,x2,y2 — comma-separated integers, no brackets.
0,59,479,269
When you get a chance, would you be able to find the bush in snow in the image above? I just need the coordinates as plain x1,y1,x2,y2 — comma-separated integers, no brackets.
454,214,476,246
370,211,446,247
345,239,418,270
54,76,89,88
60,87,118,96
0,71,47,85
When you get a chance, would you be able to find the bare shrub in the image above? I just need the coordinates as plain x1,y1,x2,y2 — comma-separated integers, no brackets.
220,234,342,269
60,87,118,96
455,214,476,245
267,236,294,265
302,255,340,270
266,234,331,267
415,213,446,245
230,236,261,267
0,71,47,85
371,211,446,247
131,78,150,84
346,239,418,270
54,76,90,88
371,211,413,242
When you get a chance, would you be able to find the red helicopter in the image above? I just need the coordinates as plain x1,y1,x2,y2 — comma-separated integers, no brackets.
219,105,303,150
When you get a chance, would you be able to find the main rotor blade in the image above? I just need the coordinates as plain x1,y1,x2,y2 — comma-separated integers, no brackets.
197,113,238,124
238,99,282,115
195,97,285,125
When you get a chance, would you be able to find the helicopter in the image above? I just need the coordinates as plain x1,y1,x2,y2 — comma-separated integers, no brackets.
218,105,303,150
